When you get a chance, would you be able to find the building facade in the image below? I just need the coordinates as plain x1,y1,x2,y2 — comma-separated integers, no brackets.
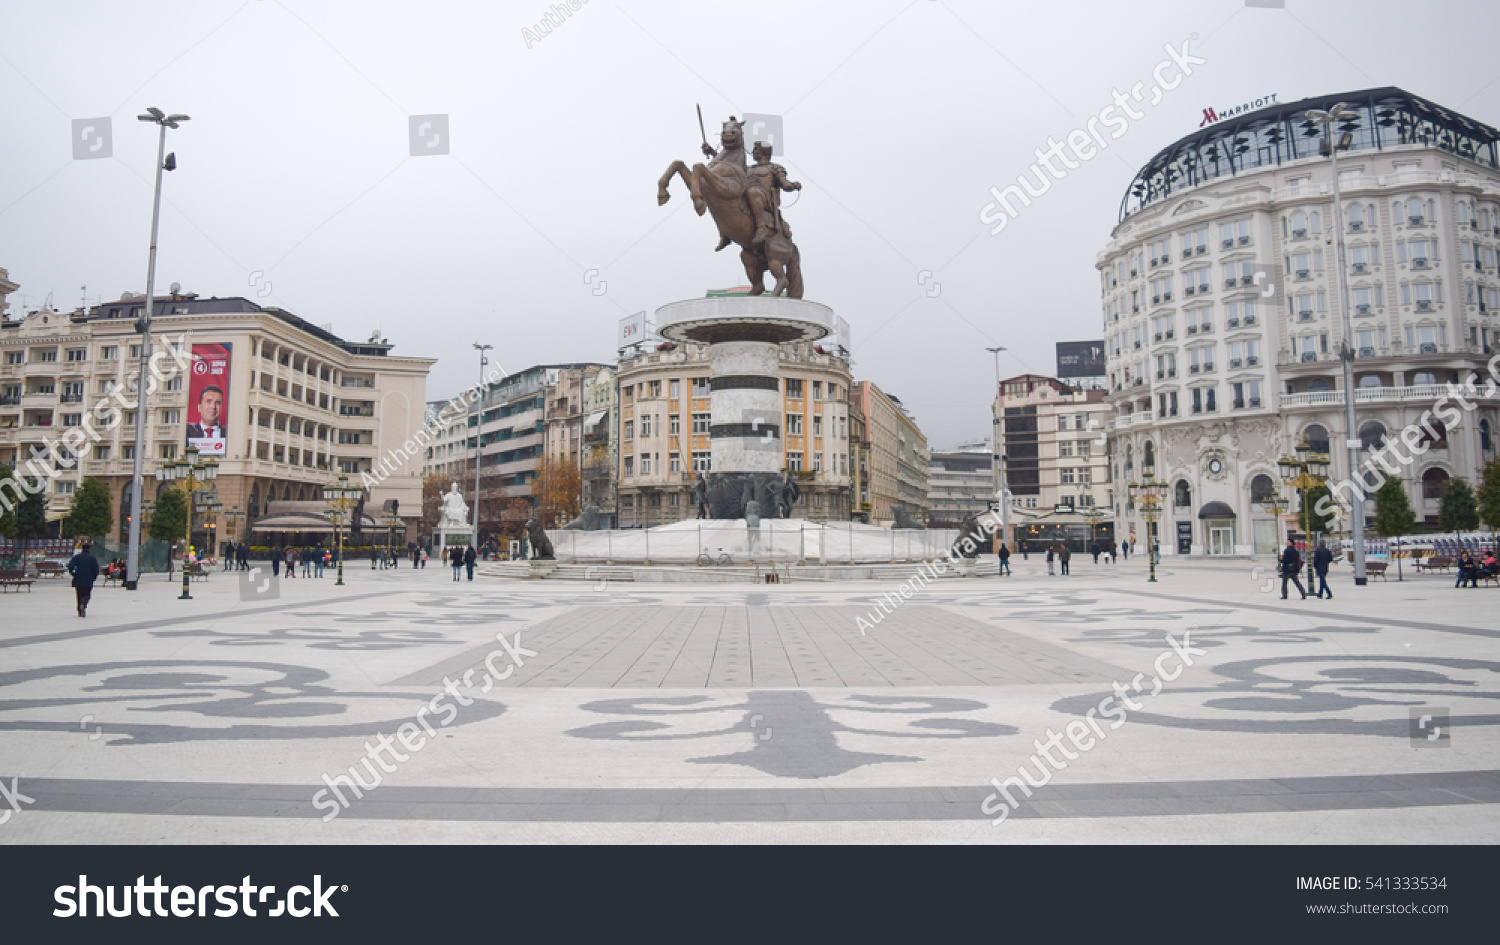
851,381,929,524
1100,88,1500,554
927,440,991,528
616,341,854,526
0,288,434,546
579,366,617,526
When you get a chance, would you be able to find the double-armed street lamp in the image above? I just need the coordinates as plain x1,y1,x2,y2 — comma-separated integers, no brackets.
156,444,218,600
1278,440,1332,591
1126,466,1169,583
323,474,362,586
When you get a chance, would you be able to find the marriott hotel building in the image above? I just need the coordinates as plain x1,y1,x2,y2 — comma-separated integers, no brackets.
1098,88,1500,555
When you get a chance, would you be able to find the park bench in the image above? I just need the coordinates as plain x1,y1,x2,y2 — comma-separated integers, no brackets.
1415,556,1454,573
36,561,66,578
0,568,34,592
1364,561,1388,580
103,570,124,587
186,562,210,582
1478,569,1499,588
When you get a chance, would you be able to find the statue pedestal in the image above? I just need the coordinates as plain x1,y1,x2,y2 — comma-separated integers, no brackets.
436,526,471,553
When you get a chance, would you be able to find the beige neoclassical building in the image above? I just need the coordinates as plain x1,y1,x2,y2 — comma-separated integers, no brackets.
0,287,434,546
1099,88,1500,555
615,340,854,525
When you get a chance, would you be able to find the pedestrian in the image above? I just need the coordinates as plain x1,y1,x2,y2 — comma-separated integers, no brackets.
1091,541,1100,565
314,547,326,578
222,541,233,571
997,541,1011,576
1153,538,1161,566
420,547,428,569
301,546,312,577
450,545,463,581
285,546,297,578
237,542,249,571
390,544,399,569
1122,539,1131,560
1279,538,1306,600
271,544,281,577
1045,545,1055,576
371,545,380,570
67,541,100,618
1312,540,1333,599
1021,543,1029,561
1456,551,1479,589
464,544,477,581
1059,544,1071,575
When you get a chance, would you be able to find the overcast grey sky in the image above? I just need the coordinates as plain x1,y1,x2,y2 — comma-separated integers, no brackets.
3,0,1498,448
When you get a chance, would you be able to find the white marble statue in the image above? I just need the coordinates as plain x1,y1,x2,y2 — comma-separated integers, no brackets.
440,483,470,528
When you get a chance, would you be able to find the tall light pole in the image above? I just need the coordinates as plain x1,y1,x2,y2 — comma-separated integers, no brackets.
155,444,217,600
471,343,492,545
125,106,189,591
1307,103,1367,586
987,346,1008,549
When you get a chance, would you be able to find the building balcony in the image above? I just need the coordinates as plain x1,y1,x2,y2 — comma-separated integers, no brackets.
1279,384,1500,409
21,391,57,406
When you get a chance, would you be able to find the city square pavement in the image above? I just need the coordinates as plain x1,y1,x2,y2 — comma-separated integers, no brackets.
0,553,1496,845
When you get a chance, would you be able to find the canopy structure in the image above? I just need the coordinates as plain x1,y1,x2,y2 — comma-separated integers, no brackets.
1198,501,1237,520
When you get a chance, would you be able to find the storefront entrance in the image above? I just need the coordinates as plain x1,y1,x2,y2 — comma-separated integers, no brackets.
1208,524,1235,556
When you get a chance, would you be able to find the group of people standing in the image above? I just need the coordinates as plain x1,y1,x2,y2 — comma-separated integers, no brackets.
220,542,251,571
448,544,477,581
270,545,332,578
1455,549,1498,588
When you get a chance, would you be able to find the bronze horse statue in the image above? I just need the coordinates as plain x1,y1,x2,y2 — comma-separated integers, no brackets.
657,116,804,298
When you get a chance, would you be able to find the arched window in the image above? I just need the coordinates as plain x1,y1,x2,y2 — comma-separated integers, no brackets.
1303,423,1330,454
1359,421,1387,451
248,486,259,519
1143,440,1156,472
1175,480,1191,508
1347,202,1364,229
1412,370,1437,386
1358,374,1384,388
1250,474,1277,503
1422,467,1449,500
1482,418,1493,452
1418,419,1448,449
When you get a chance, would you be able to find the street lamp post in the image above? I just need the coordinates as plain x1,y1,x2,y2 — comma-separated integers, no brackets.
125,106,189,592
1307,102,1367,586
323,474,361,586
155,444,218,600
471,343,492,545
1279,440,1331,592
1127,466,1168,582
383,508,403,568
986,346,1008,549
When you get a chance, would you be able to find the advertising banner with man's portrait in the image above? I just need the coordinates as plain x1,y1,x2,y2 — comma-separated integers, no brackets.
186,342,231,456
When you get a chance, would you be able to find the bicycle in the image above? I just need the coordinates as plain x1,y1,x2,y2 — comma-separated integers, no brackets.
696,547,733,567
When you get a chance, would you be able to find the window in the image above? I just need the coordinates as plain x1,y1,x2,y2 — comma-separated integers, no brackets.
1191,386,1216,413
785,378,804,398
691,413,710,434
640,414,652,437
1149,275,1172,303
640,453,651,475
786,414,802,435
813,381,823,400
1219,218,1251,247
1422,467,1449,499
787,451,803,471
159,444,177,460
669,379,680,398
691,377,710,397
1152,313,1174,340
624,456,634,476
165,376,182,391
130,345,142,359
161,409,181,424
1352,285,1383,312
669,452,681,472
647,380,661,398
4,352,23,365
1059,441,1074,457
623,419,634,440
1189,346,1214,373
1184,268,1210,294
100,346,117,360
669,413,681,435
1148,238,1171,265
1231,379,1261,409
1155,351,1177,379
622,385,634,405
123,445,135,459
35,349,58,363
1182,227,1208,256
691,451,711,472
61,412,82,426
66,348,87,361
812,415,822,436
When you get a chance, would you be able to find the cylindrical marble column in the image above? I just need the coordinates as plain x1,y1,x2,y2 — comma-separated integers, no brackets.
709,340,781,474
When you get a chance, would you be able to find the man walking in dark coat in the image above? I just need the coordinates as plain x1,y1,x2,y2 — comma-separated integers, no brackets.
997,542,1011,576
67,542,101,617
1312,541,1333,599
1280,539,1307,600
464,544,477,581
